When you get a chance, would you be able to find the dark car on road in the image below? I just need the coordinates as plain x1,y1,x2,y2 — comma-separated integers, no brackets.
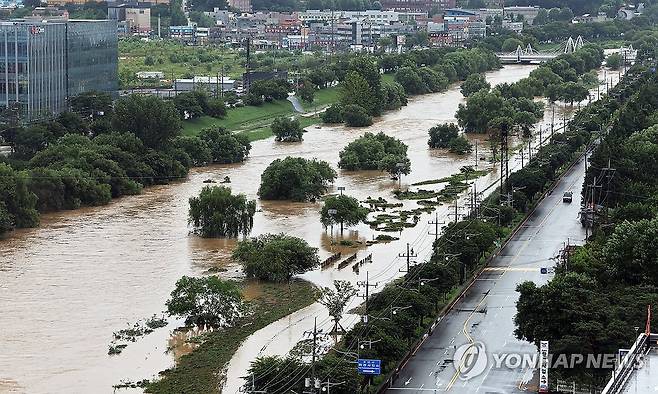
563,191,573,203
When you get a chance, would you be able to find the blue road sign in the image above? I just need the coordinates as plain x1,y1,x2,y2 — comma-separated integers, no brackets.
540,267,548,274
357,359,381,375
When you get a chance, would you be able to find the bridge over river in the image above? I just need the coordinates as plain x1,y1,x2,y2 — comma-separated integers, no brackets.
497,36,637,64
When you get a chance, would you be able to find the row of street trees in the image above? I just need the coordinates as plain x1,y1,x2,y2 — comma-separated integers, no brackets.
456,44,605,140
240,54,644,394
514,66,658,387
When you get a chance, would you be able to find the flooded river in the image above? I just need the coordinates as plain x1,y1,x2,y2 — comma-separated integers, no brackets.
0,64,616,393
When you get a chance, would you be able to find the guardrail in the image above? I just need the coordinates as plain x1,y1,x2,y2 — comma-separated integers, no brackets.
376,141,591,393
601,333,648,394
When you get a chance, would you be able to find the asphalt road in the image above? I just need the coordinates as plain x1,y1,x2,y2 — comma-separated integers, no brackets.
387,154,588,393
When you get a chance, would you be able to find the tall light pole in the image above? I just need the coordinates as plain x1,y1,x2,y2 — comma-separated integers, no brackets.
396,162,405,189
327,208,337,241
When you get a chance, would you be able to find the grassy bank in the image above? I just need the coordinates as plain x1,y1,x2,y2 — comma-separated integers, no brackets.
182,86,336,140
182,99,297,136
146,279,320,394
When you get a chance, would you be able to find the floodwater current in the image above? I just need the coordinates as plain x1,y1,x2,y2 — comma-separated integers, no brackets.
0,64,619,393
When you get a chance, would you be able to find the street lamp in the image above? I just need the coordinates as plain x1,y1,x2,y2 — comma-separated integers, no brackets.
391,305,412,315
418,277,439,290
396,162,405,189
328,208,337,242
359,338,381,350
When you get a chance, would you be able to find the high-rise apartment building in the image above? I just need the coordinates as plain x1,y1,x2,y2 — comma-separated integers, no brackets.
0,19,118,122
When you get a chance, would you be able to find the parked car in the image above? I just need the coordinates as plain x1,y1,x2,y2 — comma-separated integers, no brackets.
563,191,573,203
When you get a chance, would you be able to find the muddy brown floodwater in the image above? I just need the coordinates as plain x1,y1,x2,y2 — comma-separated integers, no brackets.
1,64,607,394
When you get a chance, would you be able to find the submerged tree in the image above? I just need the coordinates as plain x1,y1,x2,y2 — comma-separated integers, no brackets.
428,123,460,149
271,117,304,142
166,275,243,327
232,233,319,282
188,186,256,238
258,157,337,202
320,194,369,234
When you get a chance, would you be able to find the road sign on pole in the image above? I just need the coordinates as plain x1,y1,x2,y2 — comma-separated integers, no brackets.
357,359,381,375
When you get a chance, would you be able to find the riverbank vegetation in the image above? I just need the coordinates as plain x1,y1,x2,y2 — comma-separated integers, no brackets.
514,63,658,388
243,54,641,394
232,233,320,282
167,276,244,327
188,186,256,238
320,194,369,233
271,116,304,142
0,91,257,237
145,279,319,394
258,157,336,201
338,132,411,179
456,44,603,139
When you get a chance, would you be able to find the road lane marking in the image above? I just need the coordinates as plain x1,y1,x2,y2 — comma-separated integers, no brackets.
445,293,490,391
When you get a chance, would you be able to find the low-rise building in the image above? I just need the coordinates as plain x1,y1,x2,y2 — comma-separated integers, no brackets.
204,7,230,25
169,25,195,42
477,6,541,25
380,0,455,13
30,6,69,20
174,76,237,94
136,71,164,79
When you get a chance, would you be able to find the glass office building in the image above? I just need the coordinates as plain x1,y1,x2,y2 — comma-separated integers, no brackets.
0,20,117,122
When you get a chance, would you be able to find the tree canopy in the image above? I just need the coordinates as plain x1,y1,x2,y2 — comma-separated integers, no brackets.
166,276,243,327
188,186,256,238
428,123,459,149
320,194,369,233
232,233,319,282
338,132,410,175
258,157,337,201
460,73,491,97
198,126,251,163
271,117,304,142
111,94,182,148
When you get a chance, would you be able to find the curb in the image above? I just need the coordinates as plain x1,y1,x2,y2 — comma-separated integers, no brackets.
377,145,590,392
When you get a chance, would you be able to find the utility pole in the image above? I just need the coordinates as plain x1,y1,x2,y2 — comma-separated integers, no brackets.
528,138,532,161
220,64,225,99
551,104,555,137
500,123,509,194
428,212,445,241
304,317,323,393
585,177,602,240
474,139,479,168
448,197,463,224
563,112,567,132
602,159,616,222
538,125,543,146
398,243,417,273
466,183,480,218
357,272,377,325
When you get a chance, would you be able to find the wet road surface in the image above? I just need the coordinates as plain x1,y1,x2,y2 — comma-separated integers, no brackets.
387,151,589,394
